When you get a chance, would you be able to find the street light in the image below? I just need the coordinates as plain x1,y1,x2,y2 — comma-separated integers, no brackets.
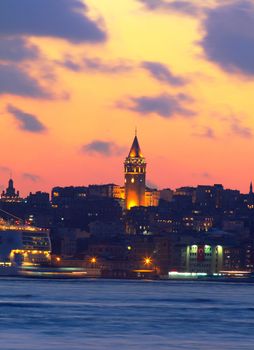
144,257,151,266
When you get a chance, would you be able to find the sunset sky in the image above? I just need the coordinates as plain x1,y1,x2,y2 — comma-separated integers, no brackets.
1,0,254,195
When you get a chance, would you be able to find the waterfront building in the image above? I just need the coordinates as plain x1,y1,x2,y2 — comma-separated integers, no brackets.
181,244,223,274
124,133,146,209
0,219,51,266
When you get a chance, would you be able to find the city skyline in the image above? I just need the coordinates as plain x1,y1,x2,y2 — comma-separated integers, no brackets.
1,2,254,349
1,129,253,197
1,0,254,194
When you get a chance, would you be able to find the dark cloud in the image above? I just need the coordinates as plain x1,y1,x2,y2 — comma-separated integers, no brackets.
142,61,188,86
81,140,126,157
0,37,40,62
138,0,202,16
57,56,132,73
119,93,194,118
201,0,254,75
0,64,53,98
22,173,41,182
230,117,252,138
0,0,106,43
7,105,47,133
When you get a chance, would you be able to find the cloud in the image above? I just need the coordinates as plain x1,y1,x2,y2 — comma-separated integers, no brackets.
7,105,47,133
193,127,216,139
0,0,106,43
22,173,41,182
230,117,252,138
138,0,202,16
0,64,53,98
81,140,126,157
192,171,212,179
58,58,83,72
118,93,195,118
200,0,254,75
0,166,11,174
142,61,188,86
0,37,40,62
57,56,132,73
202,172,211,178
83,58,132,73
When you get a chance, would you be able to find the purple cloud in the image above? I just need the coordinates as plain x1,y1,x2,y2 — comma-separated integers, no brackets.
230,117,252,138
194,127,216,139
0,37,40,62
57,56,132,73
200,0,254,75
23,173,41,182
119,93,195,118
7,105,47,133
0,64,53,98
0,0,106,43
142,61,188,86
81,140,126,157
138,0,203,16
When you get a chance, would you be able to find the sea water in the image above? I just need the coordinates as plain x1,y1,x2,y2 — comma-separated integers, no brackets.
0,278,253,350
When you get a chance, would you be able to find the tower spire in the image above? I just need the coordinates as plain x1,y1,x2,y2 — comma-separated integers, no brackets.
128,133,142,158
250,181,253,194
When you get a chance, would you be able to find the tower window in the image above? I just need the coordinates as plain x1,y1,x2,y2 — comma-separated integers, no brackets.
131,178,135,183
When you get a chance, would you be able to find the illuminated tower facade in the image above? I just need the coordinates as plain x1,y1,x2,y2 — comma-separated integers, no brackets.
124,133,146,209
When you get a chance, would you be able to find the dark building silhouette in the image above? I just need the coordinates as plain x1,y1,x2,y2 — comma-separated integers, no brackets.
1,178,21,202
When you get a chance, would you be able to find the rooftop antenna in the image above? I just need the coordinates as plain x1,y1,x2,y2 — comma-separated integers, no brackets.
135,126,137,137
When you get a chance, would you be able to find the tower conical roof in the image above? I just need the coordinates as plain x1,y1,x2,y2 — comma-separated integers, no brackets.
128,135,143,158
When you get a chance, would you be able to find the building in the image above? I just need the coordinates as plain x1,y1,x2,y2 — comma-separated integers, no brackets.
0,219,51,265
124,133,146,209
159,188,173,202
51,186,88,205
145,188,160,207
1,178,22,203
88,184,125,208
181,244,223,274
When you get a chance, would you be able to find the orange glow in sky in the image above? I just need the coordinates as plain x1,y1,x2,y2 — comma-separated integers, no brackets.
1,0,254,195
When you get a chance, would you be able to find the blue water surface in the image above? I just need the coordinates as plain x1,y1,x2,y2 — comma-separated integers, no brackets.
0,278,253,349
